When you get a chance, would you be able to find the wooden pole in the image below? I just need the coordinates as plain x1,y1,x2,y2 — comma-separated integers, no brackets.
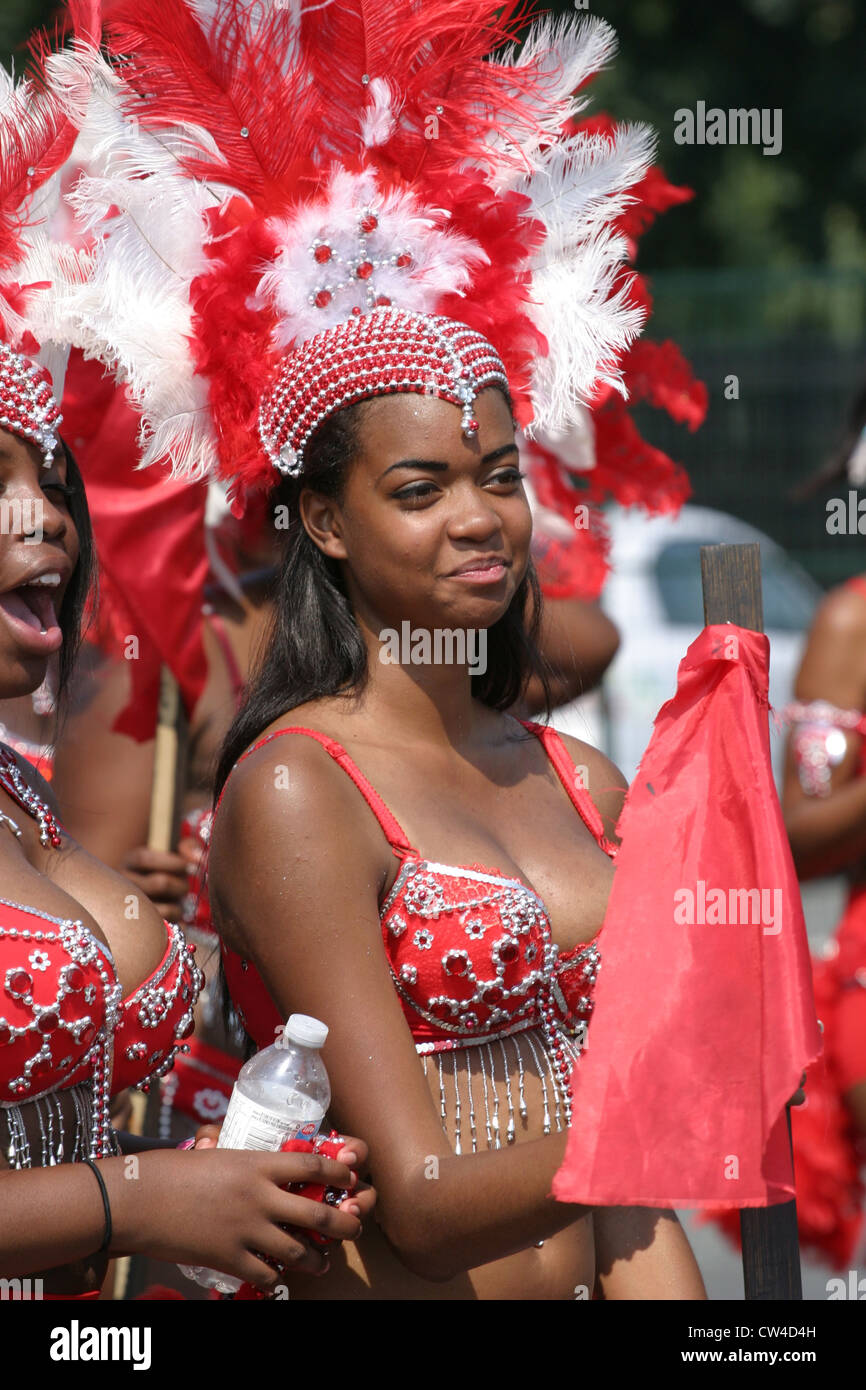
119,664,188,1301
147,666,187,852
700,542,803,1301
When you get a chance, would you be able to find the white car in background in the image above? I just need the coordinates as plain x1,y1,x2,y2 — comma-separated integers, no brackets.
552,504,823,789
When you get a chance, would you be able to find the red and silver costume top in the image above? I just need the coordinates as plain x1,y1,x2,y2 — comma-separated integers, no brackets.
0,749,204,1166
219,721,614,1131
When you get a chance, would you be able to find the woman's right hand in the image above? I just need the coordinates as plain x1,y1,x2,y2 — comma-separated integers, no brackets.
115,1146,375,1291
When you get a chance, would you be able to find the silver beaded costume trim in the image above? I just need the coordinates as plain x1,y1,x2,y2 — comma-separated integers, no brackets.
0,901,122,1166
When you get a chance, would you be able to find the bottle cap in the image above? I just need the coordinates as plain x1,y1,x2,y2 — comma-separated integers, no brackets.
285,1013,329,1049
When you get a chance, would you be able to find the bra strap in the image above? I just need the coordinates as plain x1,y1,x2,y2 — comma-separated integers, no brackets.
202,604,245,705
519,719,616,855
215,726,417,859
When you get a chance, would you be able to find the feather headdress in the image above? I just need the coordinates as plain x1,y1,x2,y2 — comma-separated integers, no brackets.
0,1,100,467
522,115,708,602
51,0,655,504
0,0,99,460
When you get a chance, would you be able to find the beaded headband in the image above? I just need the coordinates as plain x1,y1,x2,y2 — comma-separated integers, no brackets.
259,310,509,478
0,343,63,467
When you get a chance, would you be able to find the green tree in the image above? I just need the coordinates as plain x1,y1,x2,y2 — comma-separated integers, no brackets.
544,0,866,273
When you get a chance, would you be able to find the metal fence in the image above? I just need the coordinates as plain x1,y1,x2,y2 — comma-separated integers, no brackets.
634,267,866,591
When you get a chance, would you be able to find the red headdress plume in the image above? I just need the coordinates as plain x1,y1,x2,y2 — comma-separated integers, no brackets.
51,2,656,509
0,0,100,463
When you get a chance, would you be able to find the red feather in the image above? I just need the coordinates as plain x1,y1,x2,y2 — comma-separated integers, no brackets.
102,1,552,203
189,200,282,505
0,1,99,288
433,177,546,428
620,337,708,433
590,396,691,515
103,0,323,203
526,435,612,601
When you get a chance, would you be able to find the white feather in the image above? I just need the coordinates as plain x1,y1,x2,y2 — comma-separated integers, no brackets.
46,49,229,479
257,167,488,344
17,7,660,492
480,16,620,183
527,236,646,437
0,42,98,373
360,77,399,148
518,123,657,260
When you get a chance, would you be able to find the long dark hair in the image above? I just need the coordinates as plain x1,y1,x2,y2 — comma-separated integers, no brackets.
55,442,97,710
214,393,551,799
791,368,866,501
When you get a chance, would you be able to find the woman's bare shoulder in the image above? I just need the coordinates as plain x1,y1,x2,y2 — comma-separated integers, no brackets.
795,583,866,704
813,583,866,642
212,714,389,875
547,729,628,839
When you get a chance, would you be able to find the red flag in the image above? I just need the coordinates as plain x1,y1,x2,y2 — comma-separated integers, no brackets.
61,350,209,740
553,625,822,1208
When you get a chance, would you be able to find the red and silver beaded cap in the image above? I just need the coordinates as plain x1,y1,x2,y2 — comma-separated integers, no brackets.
259,309,510,478
0,343,63,467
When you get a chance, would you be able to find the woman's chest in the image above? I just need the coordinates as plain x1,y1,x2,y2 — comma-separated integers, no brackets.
374,761,615,953
0,830,165,996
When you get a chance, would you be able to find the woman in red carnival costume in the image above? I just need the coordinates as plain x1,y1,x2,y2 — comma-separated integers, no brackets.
0,7,373,1298
50,0,709,1296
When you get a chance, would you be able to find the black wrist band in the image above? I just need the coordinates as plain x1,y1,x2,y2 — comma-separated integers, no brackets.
83,1158,113,1254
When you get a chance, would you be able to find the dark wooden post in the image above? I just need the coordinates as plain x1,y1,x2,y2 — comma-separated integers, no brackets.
700,542,803,1301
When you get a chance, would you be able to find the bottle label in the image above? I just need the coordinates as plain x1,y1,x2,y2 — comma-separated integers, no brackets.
218,1091,322,1152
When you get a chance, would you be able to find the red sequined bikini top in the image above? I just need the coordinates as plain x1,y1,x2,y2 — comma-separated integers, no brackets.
0,750,203,1159
219,721,616,1056
0,902,199,1091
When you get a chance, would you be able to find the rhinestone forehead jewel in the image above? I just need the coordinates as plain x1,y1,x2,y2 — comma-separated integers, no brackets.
259,309,509,479
0,343,63,468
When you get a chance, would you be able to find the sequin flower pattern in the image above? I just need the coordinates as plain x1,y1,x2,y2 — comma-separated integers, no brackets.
382,859,602,1125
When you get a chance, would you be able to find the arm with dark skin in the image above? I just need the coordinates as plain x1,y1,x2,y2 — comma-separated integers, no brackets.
782,587,866,878
210,732,705,1293
523,596,620,715
53,654,198,915
53,652,156,866
211,736,589,1282
0,1145,373,1285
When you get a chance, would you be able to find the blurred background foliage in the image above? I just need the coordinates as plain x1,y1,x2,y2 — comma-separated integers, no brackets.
3,0,865,584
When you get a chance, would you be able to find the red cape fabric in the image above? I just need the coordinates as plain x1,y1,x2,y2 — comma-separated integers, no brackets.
62,350,209,740
553,625,822,1207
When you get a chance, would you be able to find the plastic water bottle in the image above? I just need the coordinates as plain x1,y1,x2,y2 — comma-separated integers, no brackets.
179,1013,331,1294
